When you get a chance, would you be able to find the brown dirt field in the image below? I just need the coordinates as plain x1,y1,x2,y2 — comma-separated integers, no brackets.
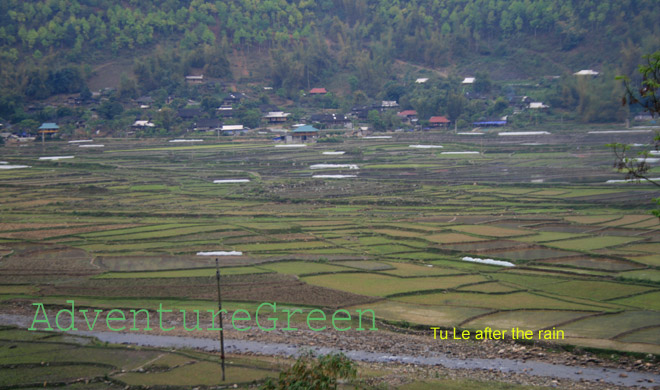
38,274,379,308
0,224,141,240
0,243,99,273
222,233,316,245
0,223,89,232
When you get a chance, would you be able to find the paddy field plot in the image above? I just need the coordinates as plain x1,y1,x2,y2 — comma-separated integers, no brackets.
303,273,488,297
463,310,595,331
1,134,660,356
395,291,607,311
561,311,660,339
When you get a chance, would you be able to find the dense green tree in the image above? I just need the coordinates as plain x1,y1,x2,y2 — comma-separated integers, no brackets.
98,99,124,120
154,106,176,131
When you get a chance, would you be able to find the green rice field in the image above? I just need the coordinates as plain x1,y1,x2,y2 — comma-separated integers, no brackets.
0,131,659,388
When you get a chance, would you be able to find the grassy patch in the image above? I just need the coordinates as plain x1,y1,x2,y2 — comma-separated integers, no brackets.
425,233,486,244
258,261,349,275
358,301,491,327
546,236,642,251
562,311,660,339
115,361,274,386
463,310,594,332
303,273,487,297
395,291,604,311
96,267,268,278
450,225,533,238
611,291,660,311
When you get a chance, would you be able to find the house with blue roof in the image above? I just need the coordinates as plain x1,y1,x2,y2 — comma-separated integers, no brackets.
288,125,318,143
38,123,59,134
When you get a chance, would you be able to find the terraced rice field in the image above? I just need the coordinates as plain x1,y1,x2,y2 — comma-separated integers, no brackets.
0,130,659,372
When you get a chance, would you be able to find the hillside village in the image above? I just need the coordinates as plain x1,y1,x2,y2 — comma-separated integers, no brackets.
2,67,637,146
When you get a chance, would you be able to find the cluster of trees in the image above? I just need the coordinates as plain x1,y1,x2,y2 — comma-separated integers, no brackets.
2,0,657,58
1,0,658,129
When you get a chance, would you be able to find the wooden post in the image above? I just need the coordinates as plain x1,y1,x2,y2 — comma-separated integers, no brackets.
215,258,226,381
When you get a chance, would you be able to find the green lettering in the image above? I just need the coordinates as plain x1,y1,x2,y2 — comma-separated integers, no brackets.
206,309,227,331
332,309,351,331
80,309,103,331
306,309,326,331
158,303,174,331
181,309,201,331
55,300,77,331
355,309,377,331
129,309,152,331
106,309,125,331
256,302,277,331
232,309,251,331
282,308,302,331
28,303,53,331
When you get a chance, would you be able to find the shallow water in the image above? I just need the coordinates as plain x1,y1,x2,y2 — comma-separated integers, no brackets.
1,314,657,388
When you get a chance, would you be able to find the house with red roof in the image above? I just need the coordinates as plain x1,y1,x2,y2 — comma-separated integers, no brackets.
309,88,327,95
429,116,451,128
396,110,418,123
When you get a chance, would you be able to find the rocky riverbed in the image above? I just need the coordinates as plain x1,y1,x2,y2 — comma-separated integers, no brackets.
1,301,658,389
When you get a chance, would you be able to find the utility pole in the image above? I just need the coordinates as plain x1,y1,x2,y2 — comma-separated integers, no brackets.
215,258,226,381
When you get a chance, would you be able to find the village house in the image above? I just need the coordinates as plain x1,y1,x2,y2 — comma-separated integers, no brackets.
473,117,507,127
264,111,291,124
351,101,400,119
222,93,245,106
309,88,327,95
573,69,599,76
310,113,352,128
397,110,418,123
185,75,204,84
462,77,475,84
381,101,399,110
178,108,203,120
132,120,155,128
136,96,154,108
217,106,234,119
529,102,549,109
288,125,318,143
194,118,222,132
429,116,451,128
221,125,247,136
37,123,59,136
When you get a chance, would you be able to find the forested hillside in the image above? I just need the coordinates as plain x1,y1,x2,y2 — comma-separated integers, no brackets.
1,0,659,127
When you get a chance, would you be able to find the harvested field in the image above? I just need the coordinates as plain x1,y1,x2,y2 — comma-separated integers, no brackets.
463,310,595,331
0,224,141,240
617,326,660,344
485,247,579,261
425,233,487,244
97,266,269,278
258,260,349,275
540,256,644,271
456,282,521,293
335,261,394,271
562,311,660,339
39,274,378,308
396,291,605,311
611,291,660,311
537,280,654,301
303,273,488,297
546,236,643,251
359,301,491,327
449,225,533,238
380,262,462,277
441,240,530,252
2,132,660,362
